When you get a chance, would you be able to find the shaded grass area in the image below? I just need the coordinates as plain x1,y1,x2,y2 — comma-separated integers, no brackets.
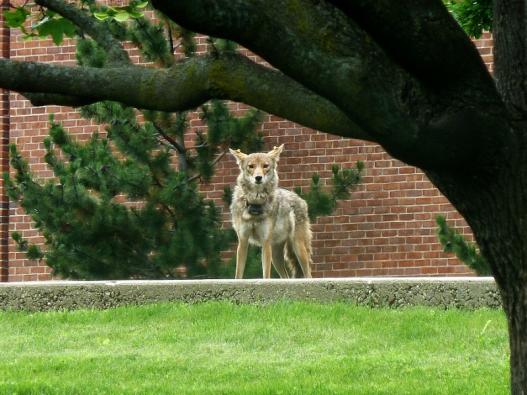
0,302,509,394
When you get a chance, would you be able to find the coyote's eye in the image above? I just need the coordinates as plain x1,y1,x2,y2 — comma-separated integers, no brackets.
263,164,269,169
248,164,255,169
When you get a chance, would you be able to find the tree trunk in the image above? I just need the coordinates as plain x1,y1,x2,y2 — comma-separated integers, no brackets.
477,210,527,395
468,204,527,395
491,0,527,390
428,134,527,394
503,285,527,394
485,219,527,395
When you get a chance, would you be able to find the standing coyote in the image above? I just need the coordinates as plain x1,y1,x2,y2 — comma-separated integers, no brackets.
229,144,312,279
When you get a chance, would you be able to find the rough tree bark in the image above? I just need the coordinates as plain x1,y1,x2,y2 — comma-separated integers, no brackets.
0,0,526,392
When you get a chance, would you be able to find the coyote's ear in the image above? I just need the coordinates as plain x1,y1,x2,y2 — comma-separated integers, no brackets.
268,144,284,161
229,148,247,166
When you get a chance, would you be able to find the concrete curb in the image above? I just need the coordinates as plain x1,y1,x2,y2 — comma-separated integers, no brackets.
0,277,502,311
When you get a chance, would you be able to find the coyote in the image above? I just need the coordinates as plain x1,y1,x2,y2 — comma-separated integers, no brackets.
229,144,312,279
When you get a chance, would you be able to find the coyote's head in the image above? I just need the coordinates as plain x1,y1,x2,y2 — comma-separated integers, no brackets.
229,144,284,186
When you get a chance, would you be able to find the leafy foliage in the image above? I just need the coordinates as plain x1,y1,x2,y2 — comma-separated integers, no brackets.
92,0,148,22
33,14,77,45
435,215,491,275
3,7,30,29
443,0,492,38
3,8,77,45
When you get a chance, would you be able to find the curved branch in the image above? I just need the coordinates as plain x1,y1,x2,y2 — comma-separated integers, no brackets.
34,0,129,64
209,54,370,139
0,55,366,139
152,0,419,138
151,0,511,172
152,121,185,153
0,58,208,110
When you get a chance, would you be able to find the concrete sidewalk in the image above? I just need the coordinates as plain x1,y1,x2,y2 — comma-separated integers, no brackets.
0,277,501,311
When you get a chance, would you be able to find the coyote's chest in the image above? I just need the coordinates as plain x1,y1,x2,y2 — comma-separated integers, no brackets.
232,191,293,247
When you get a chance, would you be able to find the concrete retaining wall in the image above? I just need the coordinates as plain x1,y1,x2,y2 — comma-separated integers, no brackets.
0,277,502,311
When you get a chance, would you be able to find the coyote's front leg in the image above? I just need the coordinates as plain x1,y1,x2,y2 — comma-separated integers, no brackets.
235,237,249,279
262,239,272,279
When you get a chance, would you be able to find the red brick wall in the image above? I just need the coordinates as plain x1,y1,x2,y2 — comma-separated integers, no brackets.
475,32,494,72
0,19,494,280
0,0,10,281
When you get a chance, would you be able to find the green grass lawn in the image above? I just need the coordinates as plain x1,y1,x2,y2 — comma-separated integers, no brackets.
0,302,509,395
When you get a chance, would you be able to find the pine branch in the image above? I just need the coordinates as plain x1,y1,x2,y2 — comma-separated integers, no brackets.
187,149,227,183
129,17,174,67
166,20,175,54
151,121,185,153
150,119,190,173
175,135,188,173
296,162,364,222
435,215,491,275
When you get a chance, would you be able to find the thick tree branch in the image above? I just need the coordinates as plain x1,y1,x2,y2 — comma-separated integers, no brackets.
0,58,207,110
208,54,370,140
152,0,419,138
151,0,511,171
34,0,129,64
326,0,496,90
0,55,366,139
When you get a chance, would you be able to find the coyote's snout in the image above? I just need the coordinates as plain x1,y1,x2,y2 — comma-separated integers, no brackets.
229,144,312,279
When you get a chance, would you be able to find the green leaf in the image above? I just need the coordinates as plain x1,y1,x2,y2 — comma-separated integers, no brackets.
93,12,109,21
3,7,30,28
94,6,142,23
114,11,130,22
127,10,143,19
37,17,77,45
135,1,149,8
